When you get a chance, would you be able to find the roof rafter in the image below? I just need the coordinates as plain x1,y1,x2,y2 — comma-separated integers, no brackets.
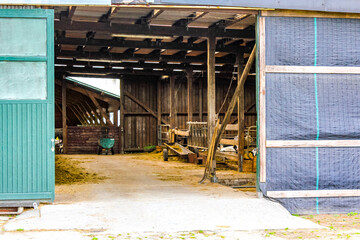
54,21,255,38
56,37,248,53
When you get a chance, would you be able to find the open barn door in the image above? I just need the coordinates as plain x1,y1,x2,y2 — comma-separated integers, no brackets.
0,9,55,204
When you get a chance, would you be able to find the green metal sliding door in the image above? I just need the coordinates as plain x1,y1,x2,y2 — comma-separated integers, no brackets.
0,9,55,202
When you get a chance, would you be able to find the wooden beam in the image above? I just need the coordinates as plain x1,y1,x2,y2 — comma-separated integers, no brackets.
68,106,86,125
259,17,266,183
261,9,360,19
267,189,360,198
103,5,258,14
220,139,238,145
55,103,70,123
59,36,246,52
207,30,216,147
169,76,176,128
173,11,208,27
124,90,169,125
68,6,76,21
137,9,164,24
55,21,255,39
113,109,118,127
266,65,360,74
267,140,360,148
79,102,97,125
88,93,114,126
187,68,193,122
55,58,240,72
224,14,250,28
174,129,190,137
157,79,162,127
199,77,203,122
237,52,245,172
56,50,237,64
219,124,239,131
204,45,256,182
120,78,125,154
73,104,91,125
62,78,68,153
84,101,103,125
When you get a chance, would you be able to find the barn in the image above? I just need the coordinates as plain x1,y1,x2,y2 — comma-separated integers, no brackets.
1,0,360,214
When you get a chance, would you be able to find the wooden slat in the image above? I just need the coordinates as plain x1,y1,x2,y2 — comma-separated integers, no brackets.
267,189,360,198
259,16,266,183
220,139,238,145
120,78,125,153
88,93,114,126
237,52,245,172
267,140,360,148
199,77,203,122
174,129,190,137
169,76,176,128
187,68,193,122
207,30,216,147
124,90,169,125
219,124,239,131
266,65,360,74
262,9,360,19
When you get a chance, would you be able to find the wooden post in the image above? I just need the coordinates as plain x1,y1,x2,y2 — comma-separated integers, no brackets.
157,79,162,126
120,78,125,154
237,52,245,172
169,76,176,128
207,30,216,147
157,79,162,145
259,17,267,183
186,68,193,122
113,107,118,127
199,77,203,122
62,78,68,154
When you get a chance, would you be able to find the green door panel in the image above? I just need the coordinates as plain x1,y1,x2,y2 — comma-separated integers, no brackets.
0,9,55,202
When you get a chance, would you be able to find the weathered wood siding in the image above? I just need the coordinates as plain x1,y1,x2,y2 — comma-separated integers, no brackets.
123,75,256,151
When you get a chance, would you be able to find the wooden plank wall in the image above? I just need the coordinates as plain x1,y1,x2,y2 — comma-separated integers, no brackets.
123,75,256,151
67,126,120,154
123,76,158,151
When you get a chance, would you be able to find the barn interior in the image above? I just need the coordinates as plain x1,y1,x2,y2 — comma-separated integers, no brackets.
51,5,258,178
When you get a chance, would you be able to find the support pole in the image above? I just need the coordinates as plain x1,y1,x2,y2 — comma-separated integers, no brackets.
157,79,162,145
187,68,193,122
237,52,245,172
113,107,118,127
199,77,203,122
207,30,216,148
200,45,256,184
169,76,176,128
62,78,68,154
120,78,125,154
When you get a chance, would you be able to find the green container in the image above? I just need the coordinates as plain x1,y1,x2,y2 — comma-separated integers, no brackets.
98,138,115,149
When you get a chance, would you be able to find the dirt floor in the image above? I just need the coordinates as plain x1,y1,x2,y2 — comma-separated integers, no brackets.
0,153,358,239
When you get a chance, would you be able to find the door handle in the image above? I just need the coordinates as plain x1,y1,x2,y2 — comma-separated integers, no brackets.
51,138,55,152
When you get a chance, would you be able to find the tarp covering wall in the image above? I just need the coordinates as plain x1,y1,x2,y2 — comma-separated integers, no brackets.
261,16,360,214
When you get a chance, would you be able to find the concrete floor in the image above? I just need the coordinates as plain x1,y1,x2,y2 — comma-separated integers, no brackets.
1,154,321,239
